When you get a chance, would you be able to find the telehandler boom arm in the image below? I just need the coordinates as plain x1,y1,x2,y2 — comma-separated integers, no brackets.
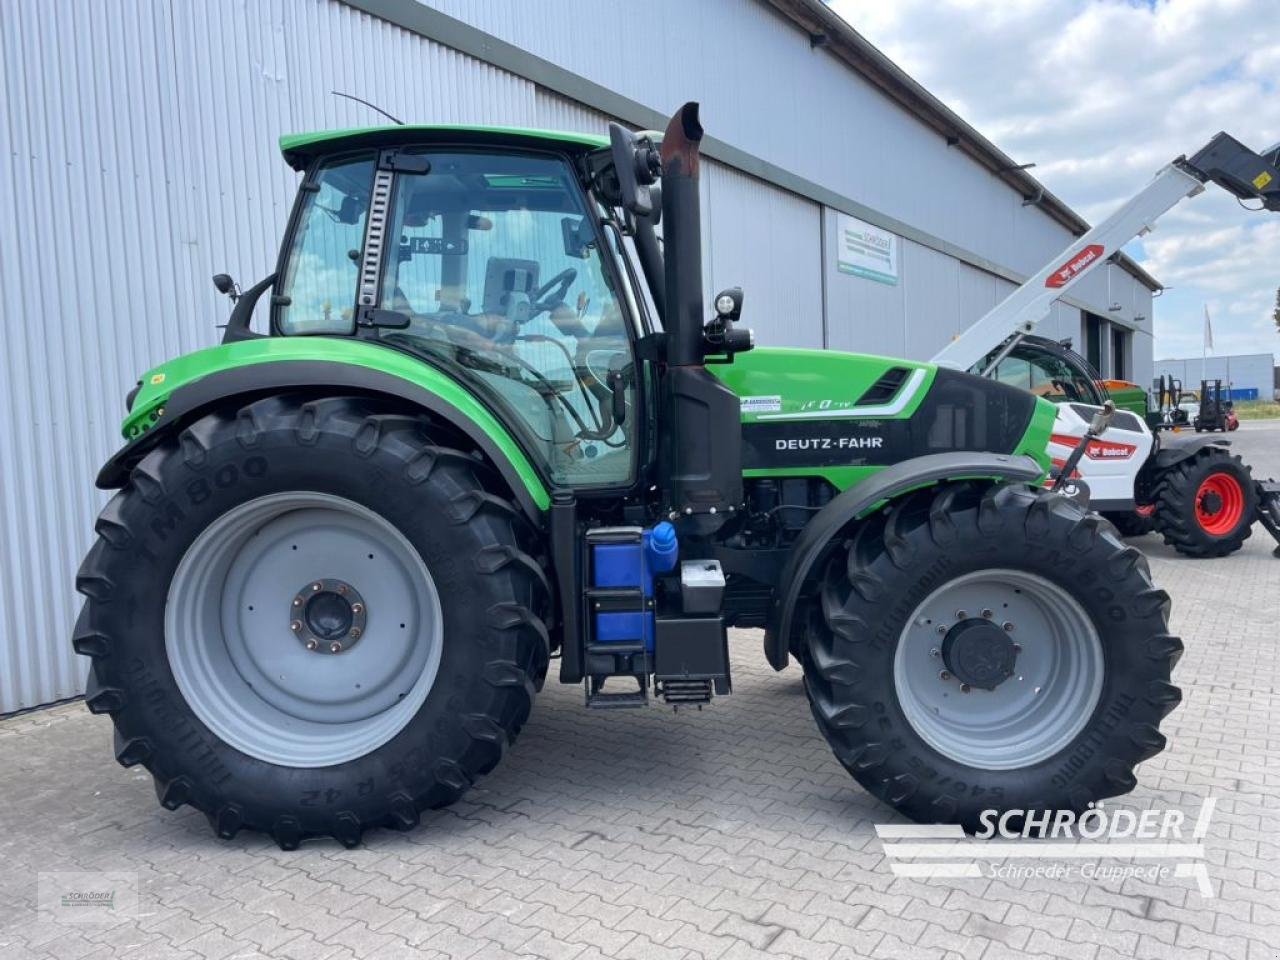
931,132,1280,373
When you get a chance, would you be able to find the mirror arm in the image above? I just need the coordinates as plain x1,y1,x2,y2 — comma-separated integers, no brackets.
221,273,277,343
632,217,667,324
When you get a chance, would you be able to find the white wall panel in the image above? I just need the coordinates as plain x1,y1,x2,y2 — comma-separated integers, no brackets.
703,161,823,349
0,0,541,713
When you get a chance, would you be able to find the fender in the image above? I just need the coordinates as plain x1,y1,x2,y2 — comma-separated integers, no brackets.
97,357,551,519
763,451,1044,670
1152,433,1230,469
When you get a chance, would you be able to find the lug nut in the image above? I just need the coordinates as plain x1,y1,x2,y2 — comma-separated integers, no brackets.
292,597,302,607
337,584,347,594
351,603,363,614
330,641,343,653
1012,643,1022,654
930,647,940,658
290,620,302,632
936,625,946,635
940,670,951,681
305,639,318,651
311,582,322,592
960,683,971,694
956,610,967,620
981,609,993,619
349,627,362,639
1002,621,1015,632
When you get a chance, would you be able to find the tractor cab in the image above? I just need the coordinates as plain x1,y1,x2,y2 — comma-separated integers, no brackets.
264,129,647,489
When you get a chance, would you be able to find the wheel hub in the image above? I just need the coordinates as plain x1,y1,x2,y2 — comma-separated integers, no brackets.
1198,490,1223,515
941,618,1017,690
291,579,366,653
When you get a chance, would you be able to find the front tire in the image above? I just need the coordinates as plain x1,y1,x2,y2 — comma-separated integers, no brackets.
801,482,1181,830
1152,447,1256,557
74,395,549,848
1102,510,1156,538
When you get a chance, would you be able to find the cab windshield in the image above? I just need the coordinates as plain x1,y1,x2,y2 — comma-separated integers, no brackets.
277,150,637,487
987,344,1103,405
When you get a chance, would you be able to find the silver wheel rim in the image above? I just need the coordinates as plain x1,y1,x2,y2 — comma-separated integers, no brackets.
165,492,442,768
892,569,1104,770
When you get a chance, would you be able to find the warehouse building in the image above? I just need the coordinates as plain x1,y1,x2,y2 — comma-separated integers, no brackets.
0,0,1159,713
1155,353,1277,401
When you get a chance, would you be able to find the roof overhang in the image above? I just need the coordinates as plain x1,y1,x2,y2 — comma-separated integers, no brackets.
764,0,1162,293
279,124,608,170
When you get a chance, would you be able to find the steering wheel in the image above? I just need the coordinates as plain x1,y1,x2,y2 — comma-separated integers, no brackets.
530,268,577,315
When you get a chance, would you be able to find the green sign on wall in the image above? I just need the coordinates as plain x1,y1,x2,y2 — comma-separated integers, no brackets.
836,213,899,285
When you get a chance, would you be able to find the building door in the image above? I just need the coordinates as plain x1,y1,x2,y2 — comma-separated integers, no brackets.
1111,327,1129,380
1084,313,1104,373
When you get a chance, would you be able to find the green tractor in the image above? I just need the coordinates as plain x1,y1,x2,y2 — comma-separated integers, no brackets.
75,104,1181,848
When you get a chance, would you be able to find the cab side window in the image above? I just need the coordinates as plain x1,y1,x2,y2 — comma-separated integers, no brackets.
277,155,375,336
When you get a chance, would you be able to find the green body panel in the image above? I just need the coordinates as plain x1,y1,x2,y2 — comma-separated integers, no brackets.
122,338,551,510
712,348,932,490
711,346,1052,490
279,125,608,168
711,347,936,422
1013,397,1057,473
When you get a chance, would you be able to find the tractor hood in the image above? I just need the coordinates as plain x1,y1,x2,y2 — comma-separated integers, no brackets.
711,346,1055,490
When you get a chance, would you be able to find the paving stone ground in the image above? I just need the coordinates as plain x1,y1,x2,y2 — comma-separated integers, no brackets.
2,422,1278,960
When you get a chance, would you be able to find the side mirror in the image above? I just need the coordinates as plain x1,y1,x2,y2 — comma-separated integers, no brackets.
607,122,662,217
212,273,240,302
1089,400,1116,436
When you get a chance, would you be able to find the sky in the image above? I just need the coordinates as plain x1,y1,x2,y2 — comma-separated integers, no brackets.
828,0,1280,362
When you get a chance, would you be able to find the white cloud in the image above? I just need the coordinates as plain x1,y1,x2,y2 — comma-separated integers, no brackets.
829,0,1280,362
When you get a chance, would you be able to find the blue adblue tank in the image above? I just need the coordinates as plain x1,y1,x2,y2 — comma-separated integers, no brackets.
591,523,679,652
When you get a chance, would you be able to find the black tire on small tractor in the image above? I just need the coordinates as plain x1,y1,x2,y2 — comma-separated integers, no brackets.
801,481,1181,830
1102,511,1157,538
73,395,550,848
1151,447,1256,558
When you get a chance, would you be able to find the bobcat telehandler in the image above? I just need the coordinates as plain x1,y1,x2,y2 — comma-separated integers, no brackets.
932,132,1280,558
75,104,1182,848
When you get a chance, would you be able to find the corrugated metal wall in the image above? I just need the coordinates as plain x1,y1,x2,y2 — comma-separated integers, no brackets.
0,0,561,713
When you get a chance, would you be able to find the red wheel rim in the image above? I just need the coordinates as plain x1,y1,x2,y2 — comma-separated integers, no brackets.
1195,472,1245,535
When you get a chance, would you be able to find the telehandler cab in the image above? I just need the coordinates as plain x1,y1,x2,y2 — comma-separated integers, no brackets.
75,104,1180,848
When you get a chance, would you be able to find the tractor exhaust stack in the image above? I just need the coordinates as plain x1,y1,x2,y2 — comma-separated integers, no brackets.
655,102,743,530
660,102,706,366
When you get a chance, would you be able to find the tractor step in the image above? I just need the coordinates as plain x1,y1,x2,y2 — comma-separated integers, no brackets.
657,678,714,707
584,675,648,709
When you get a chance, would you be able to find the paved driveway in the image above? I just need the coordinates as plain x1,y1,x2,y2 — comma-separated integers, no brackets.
2,433,1278,960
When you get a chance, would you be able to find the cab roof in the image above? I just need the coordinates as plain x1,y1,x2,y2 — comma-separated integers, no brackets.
279,124,609,170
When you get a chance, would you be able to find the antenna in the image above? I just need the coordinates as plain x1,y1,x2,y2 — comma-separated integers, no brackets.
331,91,404,125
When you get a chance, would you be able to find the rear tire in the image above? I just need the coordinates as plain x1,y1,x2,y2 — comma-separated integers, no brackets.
801,482,1180,830
74,395,549,848
1152,447,1256,557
